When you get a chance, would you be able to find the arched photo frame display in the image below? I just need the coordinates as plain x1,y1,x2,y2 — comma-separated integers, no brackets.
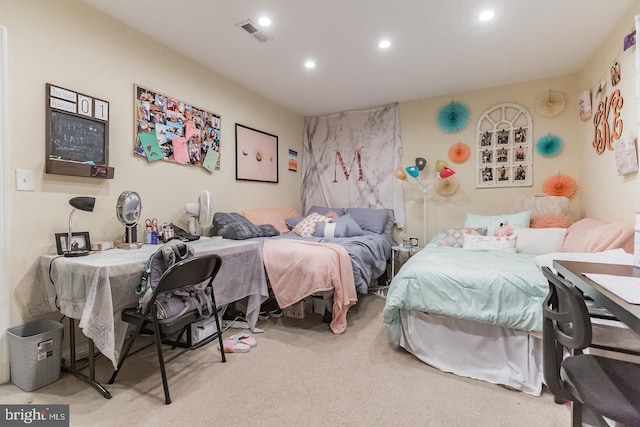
475,103,533,188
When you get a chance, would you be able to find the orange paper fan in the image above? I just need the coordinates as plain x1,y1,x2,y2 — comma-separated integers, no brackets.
542,173,577,199
448,142,470,163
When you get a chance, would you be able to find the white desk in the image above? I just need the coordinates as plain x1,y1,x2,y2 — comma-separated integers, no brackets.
18,238,268,369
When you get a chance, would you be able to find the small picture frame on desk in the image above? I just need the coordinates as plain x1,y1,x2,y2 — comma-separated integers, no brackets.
55,232,91,255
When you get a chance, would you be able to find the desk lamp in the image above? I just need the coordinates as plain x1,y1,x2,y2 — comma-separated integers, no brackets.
65,196,95,257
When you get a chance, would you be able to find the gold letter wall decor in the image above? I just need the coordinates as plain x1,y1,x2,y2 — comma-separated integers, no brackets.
593,89,623,155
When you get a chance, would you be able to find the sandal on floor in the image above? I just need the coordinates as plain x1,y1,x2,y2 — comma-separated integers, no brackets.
219,338,251,353
229,333,257,348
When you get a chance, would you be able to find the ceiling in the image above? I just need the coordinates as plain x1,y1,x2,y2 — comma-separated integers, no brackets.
82,0,634,117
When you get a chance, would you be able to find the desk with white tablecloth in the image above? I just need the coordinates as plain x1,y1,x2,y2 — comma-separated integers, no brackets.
16,237,268,397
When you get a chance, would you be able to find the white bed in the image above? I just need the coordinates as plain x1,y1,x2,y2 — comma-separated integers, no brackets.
384,240,548,395
399,311,543,394
383,197,636,396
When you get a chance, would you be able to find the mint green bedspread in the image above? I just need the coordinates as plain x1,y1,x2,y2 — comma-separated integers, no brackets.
383,243,548,345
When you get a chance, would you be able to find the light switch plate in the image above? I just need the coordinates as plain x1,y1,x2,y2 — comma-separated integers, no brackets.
16,169,34,191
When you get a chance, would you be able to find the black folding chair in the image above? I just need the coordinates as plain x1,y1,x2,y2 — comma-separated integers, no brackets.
109,254,225,404
541,266,640,426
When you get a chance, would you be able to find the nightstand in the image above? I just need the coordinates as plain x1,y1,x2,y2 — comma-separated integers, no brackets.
391,245,421,279
369,245,422,300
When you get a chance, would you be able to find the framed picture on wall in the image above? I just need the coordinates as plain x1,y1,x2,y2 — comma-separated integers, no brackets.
475,103,533,188
235,123,278,183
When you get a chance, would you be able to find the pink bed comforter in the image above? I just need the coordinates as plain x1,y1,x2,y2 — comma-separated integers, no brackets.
262,239,357,334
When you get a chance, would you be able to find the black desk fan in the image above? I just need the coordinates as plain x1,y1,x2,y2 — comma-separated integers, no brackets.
116,191,143,249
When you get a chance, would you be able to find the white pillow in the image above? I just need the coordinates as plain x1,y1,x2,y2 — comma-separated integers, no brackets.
462,234,517,253
513,227,567,255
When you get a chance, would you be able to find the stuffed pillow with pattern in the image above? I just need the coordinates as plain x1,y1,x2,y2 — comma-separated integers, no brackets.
291,212,331,237
438,227,488,248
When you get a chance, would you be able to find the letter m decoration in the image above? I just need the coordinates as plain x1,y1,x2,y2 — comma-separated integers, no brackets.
333,148,364,182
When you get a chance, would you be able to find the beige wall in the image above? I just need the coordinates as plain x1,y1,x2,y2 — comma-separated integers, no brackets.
398,73,583,242
577,1,640,221
2,0,303,326
398,1,640,242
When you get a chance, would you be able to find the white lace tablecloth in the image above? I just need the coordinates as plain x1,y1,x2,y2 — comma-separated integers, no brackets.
16,238,268,368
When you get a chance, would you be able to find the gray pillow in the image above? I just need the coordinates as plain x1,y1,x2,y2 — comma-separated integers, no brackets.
314,222,348,238
285,216,304,230
332,214,364,236
306,205,346,217
382,210,395,236
344,208,389,234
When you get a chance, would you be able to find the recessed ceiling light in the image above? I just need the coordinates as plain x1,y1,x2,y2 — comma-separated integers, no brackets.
479,10,495,21
258,16,271,27
378,40,391,49
305,60,316,69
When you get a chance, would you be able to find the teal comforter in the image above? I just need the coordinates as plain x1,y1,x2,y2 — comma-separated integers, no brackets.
383,243,548,345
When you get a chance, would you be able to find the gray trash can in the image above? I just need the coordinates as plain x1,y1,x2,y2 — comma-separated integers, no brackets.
6,319,64,392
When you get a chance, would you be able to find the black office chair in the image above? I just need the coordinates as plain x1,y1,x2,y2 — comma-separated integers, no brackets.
109,254,225,404
541,266,640,427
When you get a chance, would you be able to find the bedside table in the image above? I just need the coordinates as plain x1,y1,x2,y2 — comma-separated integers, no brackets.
391,245,421,279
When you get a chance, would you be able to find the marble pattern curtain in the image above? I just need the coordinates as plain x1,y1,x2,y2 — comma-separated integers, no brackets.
637,15,640,166
301,103,405,227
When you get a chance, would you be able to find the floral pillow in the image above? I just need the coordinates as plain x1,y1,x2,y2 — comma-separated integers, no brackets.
438,227,488,248
291,212,331,237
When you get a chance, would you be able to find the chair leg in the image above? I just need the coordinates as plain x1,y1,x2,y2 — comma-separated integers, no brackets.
210,294,226,363
152,317,171,404
571,401,582,427
108,321,144,384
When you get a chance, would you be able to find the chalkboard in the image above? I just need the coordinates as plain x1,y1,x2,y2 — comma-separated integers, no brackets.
45,83,113,179
48,111,106,164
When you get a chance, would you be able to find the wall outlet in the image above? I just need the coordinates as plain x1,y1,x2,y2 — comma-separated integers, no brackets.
15,169,34,191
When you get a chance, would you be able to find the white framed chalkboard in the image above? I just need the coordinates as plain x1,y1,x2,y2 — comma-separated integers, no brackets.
45,83,114,179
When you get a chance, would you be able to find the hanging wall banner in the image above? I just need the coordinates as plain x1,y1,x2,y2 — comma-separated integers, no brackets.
133,84,221,171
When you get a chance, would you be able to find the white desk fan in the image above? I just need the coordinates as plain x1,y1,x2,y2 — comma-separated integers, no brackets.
116,191,143,249
185,190,214,235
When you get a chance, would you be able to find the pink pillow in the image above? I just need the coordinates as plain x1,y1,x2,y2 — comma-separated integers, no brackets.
530,214,574,229
561,218,633,253
241,207,299,233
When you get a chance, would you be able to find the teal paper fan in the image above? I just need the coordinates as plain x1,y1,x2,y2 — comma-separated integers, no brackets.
437,102,469,133
536,134,563,156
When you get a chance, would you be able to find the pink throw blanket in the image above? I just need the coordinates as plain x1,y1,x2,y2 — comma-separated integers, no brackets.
262,239,357,334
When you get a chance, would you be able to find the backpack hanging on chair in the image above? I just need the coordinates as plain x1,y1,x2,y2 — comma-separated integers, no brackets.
137,241,213,322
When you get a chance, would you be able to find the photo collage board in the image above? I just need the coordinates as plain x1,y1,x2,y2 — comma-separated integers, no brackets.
133,85,221,172
475,103,533,188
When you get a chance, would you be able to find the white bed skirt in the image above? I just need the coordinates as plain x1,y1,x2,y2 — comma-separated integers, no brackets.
399,310,544,396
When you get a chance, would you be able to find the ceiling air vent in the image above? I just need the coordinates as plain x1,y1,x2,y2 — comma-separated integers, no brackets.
236,19,272,43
